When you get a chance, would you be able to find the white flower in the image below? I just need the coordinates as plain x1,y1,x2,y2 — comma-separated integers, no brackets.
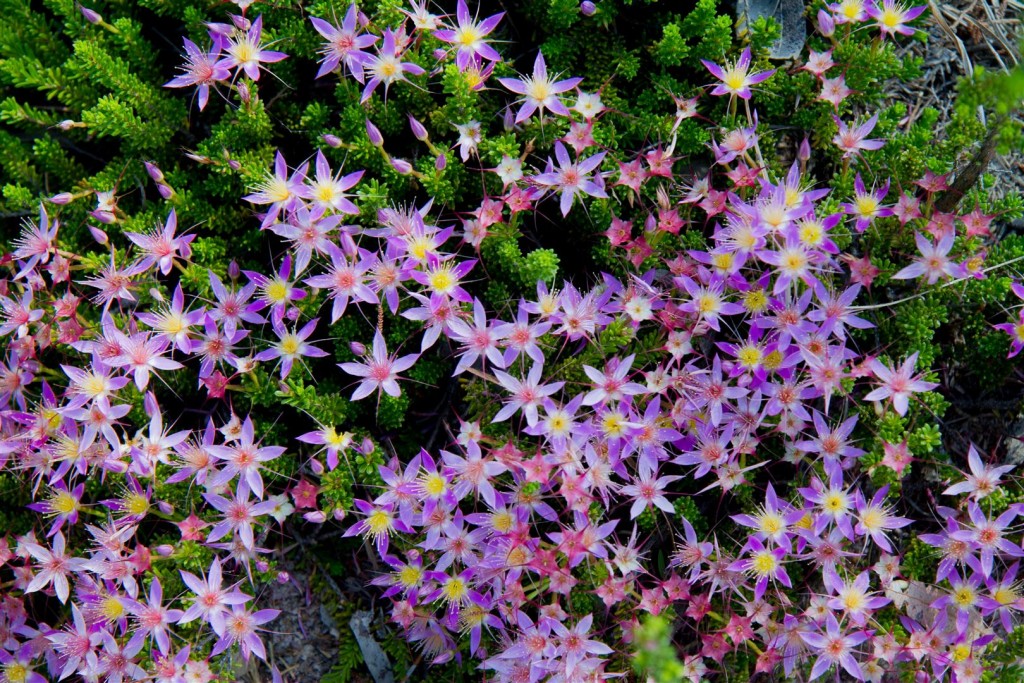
574,91,604,119
268,494,294,523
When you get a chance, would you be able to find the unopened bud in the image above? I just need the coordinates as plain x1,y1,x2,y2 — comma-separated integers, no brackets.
157,183,174,200
155,544,175,557
228,259,240,280
80,5,102,24
143,161,164,183
57,120,77,131
580,1,597,16
88,225,109,244
276,571,291,584
433,48,447,61
332,508,346,521
435,153,447,170
817,9,835,37
256,560,270,572
391,158,413,175
231,14,251,30
237,82,250,104
303,510,327,524
503,107,515,131
349,341,366,356
798,136,811,162
322,133,343,148
49,192,74,205
158,501,174,515
309,457,324,475
408,115,429,141
366,119,383,146
360,437,375,455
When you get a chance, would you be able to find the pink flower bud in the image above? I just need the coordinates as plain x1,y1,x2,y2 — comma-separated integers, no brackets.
357,10,370,27
332,508,347,521
366,119,383,146
256,559,270,572
57,120,76,131
817,9,835,37
433,48,447,61
157,183,174,200
360,437,375,455
391,158,413,175
580,1,597,16
80,5,102,23
503,108,515,131
88,225,109,244
231,14,251,30
155,544,175,557
228,259,240,280
349,341,366,356
322,134,343,148
227,159,241,171
408,115,429,141
310,457,324,475
276,571,291,584
304,510,327,524
798,136,811,162
436,153,447,170
237,82,251,104
157,501,174,515
285,306,300,321
48,192,74,205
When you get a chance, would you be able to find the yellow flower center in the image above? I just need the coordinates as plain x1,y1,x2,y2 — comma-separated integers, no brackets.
799,221,824,246
101,595,126,620
50,491,79,516
4,663,27,683
420,472,447,498
428,269,454,293
723,70,746,92
366,509,393,538
279,335,300,356
953,586,976,607
399,565,422,588
743,288,769,313
441,576,468,604
736,345,763,369
751,550,778,576
854,195,879,216
124,493,150,517
265,280,289,304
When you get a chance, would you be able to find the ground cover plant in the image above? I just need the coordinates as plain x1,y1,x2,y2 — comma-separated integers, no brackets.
1,0,1024,680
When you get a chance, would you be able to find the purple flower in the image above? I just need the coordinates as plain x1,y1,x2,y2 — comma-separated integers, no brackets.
865,0,927,38
126,578,183,654
361,29,425,102
730,537,791,600
448,297,507,375
221,15,288,81
891,231,963,284
498,51,582,124
310,5,378,80
243,151,312,228
701,47,775,100
532,142,607,216
433,0,503,71
164,36,231,110
339,330,419,400
255,317,328,379
841,174,892,232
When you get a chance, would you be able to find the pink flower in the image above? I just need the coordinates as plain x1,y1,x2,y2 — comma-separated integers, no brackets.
309,5,378,80
891,231,963,284
833,114,885,159
361,29,425,102
339,330,419,400
532,142,607,216
943,444,1014,500
863,351,938,415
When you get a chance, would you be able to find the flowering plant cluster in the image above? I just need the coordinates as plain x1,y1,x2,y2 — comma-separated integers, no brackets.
1,0,1024,681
